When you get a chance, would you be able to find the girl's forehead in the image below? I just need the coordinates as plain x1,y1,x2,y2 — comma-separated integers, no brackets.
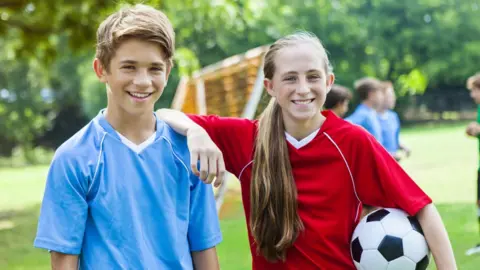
273,43,326,73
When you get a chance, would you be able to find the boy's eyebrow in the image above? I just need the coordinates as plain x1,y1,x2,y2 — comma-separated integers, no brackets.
151,62,165,67
119,60,165,67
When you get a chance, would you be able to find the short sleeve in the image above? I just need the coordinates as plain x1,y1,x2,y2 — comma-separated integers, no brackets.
34,151,89,255
187,173,222,252
350,128,432,216
187,114,256,176
394,113,401,147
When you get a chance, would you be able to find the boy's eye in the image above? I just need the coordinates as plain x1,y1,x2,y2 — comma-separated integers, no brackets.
308,75,321,80
150,67,163,72
122,65,135,70
284,76,296,81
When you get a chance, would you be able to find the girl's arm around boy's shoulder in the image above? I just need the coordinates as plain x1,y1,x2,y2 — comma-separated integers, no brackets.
157,109,256,181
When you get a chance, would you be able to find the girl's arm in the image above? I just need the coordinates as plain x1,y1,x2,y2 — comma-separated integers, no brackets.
156,109,225,187
417,203,457,270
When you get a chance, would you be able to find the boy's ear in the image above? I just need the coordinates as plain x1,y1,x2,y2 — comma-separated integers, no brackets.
165,63,173,85
93,58,108,83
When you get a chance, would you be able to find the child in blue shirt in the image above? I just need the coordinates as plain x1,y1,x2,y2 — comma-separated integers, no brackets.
34,4,222,269
378,81,410,161
345,77,384,144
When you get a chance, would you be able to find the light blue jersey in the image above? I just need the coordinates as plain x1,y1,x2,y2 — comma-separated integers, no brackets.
34,110,222,269
345,103,383,144
378,110,400,154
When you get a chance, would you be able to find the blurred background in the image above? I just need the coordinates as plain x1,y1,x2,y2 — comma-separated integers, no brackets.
1,0,480,269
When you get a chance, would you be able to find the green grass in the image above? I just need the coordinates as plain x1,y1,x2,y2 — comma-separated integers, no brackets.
1,123,480,269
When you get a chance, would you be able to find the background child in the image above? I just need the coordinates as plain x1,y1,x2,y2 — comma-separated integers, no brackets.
465,72,480,256
324,84,352,117
378,81,411,161
345,77,385,144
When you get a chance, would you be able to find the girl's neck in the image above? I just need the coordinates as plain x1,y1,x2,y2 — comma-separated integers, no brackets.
283,112,325,141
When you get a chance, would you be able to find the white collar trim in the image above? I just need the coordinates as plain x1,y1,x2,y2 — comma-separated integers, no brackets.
285,128,320,149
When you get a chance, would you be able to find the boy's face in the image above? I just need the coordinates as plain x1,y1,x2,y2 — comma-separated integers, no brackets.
334,100,349,117
94,38,171,115
384,87,396,110
470,87,480,105
369,89,384,110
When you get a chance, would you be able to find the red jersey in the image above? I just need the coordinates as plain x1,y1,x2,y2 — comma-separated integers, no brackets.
189,111,431,270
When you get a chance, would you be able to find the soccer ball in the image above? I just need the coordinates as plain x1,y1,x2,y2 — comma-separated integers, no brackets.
350,208,430,270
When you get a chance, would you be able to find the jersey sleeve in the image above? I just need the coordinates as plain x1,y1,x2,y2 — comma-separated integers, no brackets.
350,128,432,216
34,150,89,254
393,112,401,148
187,173,222,252
187,114,256,176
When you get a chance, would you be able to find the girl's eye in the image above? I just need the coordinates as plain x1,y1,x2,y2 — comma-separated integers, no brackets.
122,66,135,70
284,76,296,81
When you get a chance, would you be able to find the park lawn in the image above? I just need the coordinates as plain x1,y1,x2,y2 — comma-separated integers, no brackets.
1,123,480,269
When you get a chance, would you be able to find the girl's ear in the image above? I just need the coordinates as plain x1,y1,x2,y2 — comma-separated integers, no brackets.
326,73,335,94
264,78,275,97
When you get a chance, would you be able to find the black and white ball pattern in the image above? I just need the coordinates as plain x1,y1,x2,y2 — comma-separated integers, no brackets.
351,208,430,270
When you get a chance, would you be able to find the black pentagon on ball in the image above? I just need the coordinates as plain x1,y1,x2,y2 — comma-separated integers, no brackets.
408,216,424,235
378,235,403,261
366,208,390,222
351,237,363,263
415,254,430,270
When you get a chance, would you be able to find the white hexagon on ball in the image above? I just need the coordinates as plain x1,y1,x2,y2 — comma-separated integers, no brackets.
380,209,412,238
358,221,386,250
352,218,367,241
359,250,389,270
403,230,429,263
387,256,416,270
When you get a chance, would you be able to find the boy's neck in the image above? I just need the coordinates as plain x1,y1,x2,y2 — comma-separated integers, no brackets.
362,100,377,111
104,106,156,145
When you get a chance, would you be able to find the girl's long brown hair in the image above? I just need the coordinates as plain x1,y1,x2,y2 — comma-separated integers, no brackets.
250,32,333,262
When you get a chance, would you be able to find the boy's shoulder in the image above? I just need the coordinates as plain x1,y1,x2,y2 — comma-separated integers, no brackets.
156,118,191,161
53,118,105,166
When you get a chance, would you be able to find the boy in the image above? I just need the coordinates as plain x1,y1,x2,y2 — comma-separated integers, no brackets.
33,4,222,269
324,84,352,117
465,72,480,256
345,77,384,144
378,81,411,161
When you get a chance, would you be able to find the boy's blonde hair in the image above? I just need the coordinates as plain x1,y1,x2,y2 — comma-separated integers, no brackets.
95,4,175,71
467,73,480,90
354,77,383,101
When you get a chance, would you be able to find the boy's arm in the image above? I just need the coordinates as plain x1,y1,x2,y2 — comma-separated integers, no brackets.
51,252,79,270
187,172,222,266
34,151,88,257
466,122,480,137
157,108,225,187
191,247,220,270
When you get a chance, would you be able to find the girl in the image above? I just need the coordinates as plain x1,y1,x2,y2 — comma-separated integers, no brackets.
157,32,456,269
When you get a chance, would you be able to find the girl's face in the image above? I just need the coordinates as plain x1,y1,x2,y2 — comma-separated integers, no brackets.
264,42,334,127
